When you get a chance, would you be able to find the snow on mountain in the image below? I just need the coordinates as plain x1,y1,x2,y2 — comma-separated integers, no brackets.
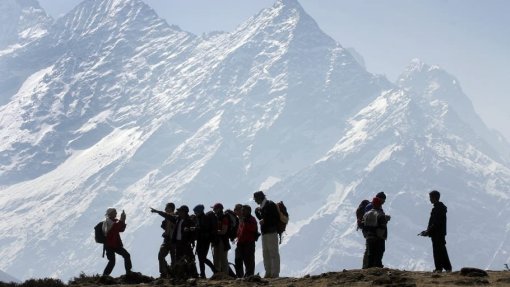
0,0,52,52
0,0,509,281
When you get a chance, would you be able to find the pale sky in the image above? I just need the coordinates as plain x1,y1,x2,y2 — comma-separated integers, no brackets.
38,0,510,141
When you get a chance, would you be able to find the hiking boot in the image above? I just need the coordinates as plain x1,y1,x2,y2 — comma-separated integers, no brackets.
433,269,443,273
445,269,452,273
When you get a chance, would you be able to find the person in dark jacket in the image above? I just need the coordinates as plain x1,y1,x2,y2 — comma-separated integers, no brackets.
211,203,230,275
172,205,196,265
237,205,258,277
193,204,217,278
254,191,280,278
420,190,452,273
362,192,390,269
362,197,388,268
102,208,132,276
151,203,176,277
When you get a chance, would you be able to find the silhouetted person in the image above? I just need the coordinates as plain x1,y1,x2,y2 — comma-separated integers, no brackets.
211,203,230,275
102,208,132,276
362,197,388,268
254,191,280,278
362,192,390,269
237,205,258,277
232,203,244,277
151,203,176,278
193,204,217,278
420,190,452,273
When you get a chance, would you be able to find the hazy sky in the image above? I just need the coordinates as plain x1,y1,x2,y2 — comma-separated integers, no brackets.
38,0,510,141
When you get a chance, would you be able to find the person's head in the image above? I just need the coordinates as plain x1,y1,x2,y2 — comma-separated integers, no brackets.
212,203,223,215
105,208,117,220
241,204,252,217
429,190,440,203
177,205,189,217
372,197,383,209
165,202,175,214
193,204,205,215
376,192,386,204
253,191,266,204
234,204,243,216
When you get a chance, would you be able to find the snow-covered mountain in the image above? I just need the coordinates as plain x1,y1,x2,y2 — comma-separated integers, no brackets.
1,0,509,280
0,269,19,283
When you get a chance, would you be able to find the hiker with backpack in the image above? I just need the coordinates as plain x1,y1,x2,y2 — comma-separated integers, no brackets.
150,203,177,278
211,203,231,275
192,204,217,278
236,204,258,277
419,190,452,273
171,205,197,275
253,191,280,278
102,208,132,277
357,192,390,269
362,197,389,268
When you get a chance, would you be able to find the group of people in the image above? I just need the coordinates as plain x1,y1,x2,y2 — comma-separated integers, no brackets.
99,188,452,279
358,190,452,273
99,191,282,279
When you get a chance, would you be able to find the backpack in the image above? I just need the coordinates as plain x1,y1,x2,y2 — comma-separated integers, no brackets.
356,200,370,230
94,221,106,244
276,201,289,243
362,209,380,228
224,209,239,241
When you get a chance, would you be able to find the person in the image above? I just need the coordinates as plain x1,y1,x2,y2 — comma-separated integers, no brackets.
253,191,280,278
150,203,176,277
211,203,230,275
236,204,258,277
362,192,390,269
102,208,132,276
193,204,217,278
362,197,388,268
172,205,196,266
232,203,244,277
419,190,452,273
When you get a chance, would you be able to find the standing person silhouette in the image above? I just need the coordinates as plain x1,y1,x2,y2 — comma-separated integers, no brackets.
102,208,132,277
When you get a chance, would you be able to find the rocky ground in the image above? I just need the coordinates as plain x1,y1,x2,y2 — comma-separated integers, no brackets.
3,268,510,287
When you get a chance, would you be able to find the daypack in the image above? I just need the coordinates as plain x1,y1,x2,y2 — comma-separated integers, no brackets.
276,201,289,243
224,209,239,241
94,221,106,244
362,209,380,228
355,200,370,230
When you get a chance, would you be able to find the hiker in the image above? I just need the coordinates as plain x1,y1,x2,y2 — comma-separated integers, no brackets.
193,204,217,278
253,191,280,278
150,203,176,277
361,192,390,268
362,197,389,268
102,208,132,276
419,190,452,273
236,204,258,277
172,205,196,264
211,203,231,275
232,204,244,277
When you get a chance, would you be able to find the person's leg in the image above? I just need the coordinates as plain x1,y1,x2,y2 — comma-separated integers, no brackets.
196,240,207,277
366,238,376,268
431,237,442,271
266,232,280,277
243,242,256,277
235,245,244,278
220,241,229,275
158,241,171,276
433,236,452,271
116,247,132,274
375,239,385,268
261,234,272,278
103,247,116,276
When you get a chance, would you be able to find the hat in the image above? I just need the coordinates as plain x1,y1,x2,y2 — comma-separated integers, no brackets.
372,197,383,208
105,208,117,216
193,204,205,213
177,205,189,213
253,191,265,200
376,191,386,200
211,203,223,210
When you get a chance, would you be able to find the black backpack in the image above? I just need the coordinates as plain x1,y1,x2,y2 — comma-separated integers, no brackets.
94,221,106,244
356,200,370,230
224,210,239,241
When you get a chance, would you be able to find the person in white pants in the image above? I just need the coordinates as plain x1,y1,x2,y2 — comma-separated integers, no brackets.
253,191,280,278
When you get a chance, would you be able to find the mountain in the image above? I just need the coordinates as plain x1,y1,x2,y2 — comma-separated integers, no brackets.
0,269,19,283
1,0,509,281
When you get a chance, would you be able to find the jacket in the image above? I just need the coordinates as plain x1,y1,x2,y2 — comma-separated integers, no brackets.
255,200,279,234
427,201,447,237
237,215,258,244
105,219,126,248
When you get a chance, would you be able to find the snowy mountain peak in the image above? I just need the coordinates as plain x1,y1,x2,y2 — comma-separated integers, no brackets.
0,0,52,50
